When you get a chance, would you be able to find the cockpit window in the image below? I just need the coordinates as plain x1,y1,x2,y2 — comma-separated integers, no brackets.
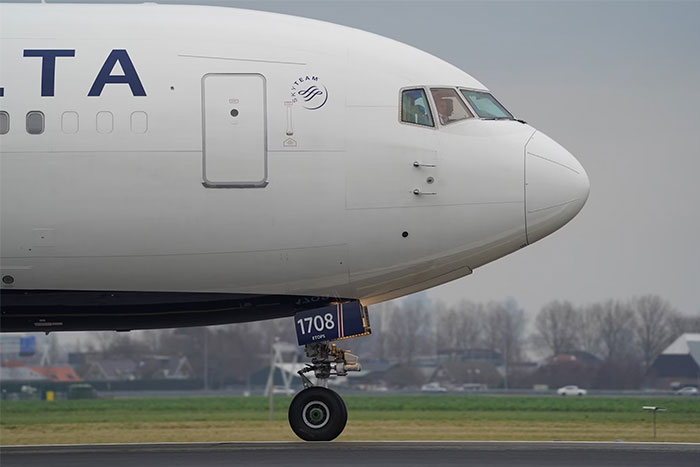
401,89,434,127
460,89,514,120
430,88,473,125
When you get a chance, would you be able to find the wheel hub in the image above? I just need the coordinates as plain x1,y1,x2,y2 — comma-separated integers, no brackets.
302,401,330,429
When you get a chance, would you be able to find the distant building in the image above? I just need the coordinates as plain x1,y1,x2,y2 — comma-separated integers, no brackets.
0,366,46,382
82,356,194,381
83,359,138,381
0,364,81,383
648,333,700,389
505,361,540,388
551,351,601,365
31,366,81,383
0,335,37,359
532,351,601,389
136,356,195,380
338,360,397,387
431,360,501,388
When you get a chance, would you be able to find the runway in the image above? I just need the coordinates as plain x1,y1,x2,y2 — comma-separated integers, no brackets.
2,442,699,467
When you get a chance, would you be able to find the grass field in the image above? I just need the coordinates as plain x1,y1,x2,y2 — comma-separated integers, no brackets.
2,395,699,445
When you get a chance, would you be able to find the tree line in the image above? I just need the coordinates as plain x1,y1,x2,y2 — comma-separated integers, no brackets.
86,294,699,389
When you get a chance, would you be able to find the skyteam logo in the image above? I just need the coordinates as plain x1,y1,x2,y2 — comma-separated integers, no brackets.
290,75,328,110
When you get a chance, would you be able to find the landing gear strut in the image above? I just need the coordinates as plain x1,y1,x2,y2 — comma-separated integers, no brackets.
288,341,361,441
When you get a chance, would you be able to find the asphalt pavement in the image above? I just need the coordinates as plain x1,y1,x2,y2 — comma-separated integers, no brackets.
2,441,699,467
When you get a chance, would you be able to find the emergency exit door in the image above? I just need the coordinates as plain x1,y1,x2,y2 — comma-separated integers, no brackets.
202,73,267,187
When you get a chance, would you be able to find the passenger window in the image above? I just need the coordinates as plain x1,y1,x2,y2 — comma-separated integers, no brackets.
0,111,8,135
26,111,45,135
96,111,114,134
430,88,472,125
61,111,79,134
401,89,434,127
130,111,148,134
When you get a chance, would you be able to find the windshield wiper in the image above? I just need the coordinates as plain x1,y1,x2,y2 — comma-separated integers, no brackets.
482,117,527,124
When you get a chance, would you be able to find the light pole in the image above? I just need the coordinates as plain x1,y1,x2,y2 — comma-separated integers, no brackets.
643,406,666,440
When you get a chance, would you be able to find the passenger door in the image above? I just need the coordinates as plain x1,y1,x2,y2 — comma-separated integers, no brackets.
202,73,267,188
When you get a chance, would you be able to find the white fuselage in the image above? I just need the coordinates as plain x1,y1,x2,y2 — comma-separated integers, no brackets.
0,4,589,331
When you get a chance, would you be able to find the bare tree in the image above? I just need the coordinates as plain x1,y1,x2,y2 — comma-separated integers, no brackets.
158,327,206,380
436,300,483,357
534,300,580,356
595,300,636,361
632,295,674,371
570,300,643,389
483,300,526,388
384,296,434,363
153,318,296,387
207,322,270,386
140,330,162,353
435,301,457,355
343,303,386,362
668,312,700,340
381,303,402,362
578,304,604,358
453,300,484,349
482,306,500,356
99,332,154,359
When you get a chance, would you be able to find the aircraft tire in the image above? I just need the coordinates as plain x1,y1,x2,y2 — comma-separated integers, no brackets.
288,387,347,441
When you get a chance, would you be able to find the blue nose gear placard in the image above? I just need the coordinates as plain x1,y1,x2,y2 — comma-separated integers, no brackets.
294,301,371,346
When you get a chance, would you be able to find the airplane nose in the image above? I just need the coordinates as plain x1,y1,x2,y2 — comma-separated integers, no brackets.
525,131,590,244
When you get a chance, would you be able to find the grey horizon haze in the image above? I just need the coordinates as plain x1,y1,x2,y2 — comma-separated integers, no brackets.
2,0,699,322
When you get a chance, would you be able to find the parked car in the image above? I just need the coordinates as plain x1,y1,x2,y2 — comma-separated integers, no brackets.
675,386,698,396
557,385,587,396
421,382,447,393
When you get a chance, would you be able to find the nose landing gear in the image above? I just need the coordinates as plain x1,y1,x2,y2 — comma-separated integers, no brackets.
289,341,360,441
288,302,369,441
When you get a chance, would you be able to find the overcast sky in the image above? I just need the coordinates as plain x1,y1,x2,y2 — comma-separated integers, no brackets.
218,0,699,316
6,0,700,319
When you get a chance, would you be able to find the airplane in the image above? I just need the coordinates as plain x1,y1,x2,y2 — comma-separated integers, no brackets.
0,3,590,441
